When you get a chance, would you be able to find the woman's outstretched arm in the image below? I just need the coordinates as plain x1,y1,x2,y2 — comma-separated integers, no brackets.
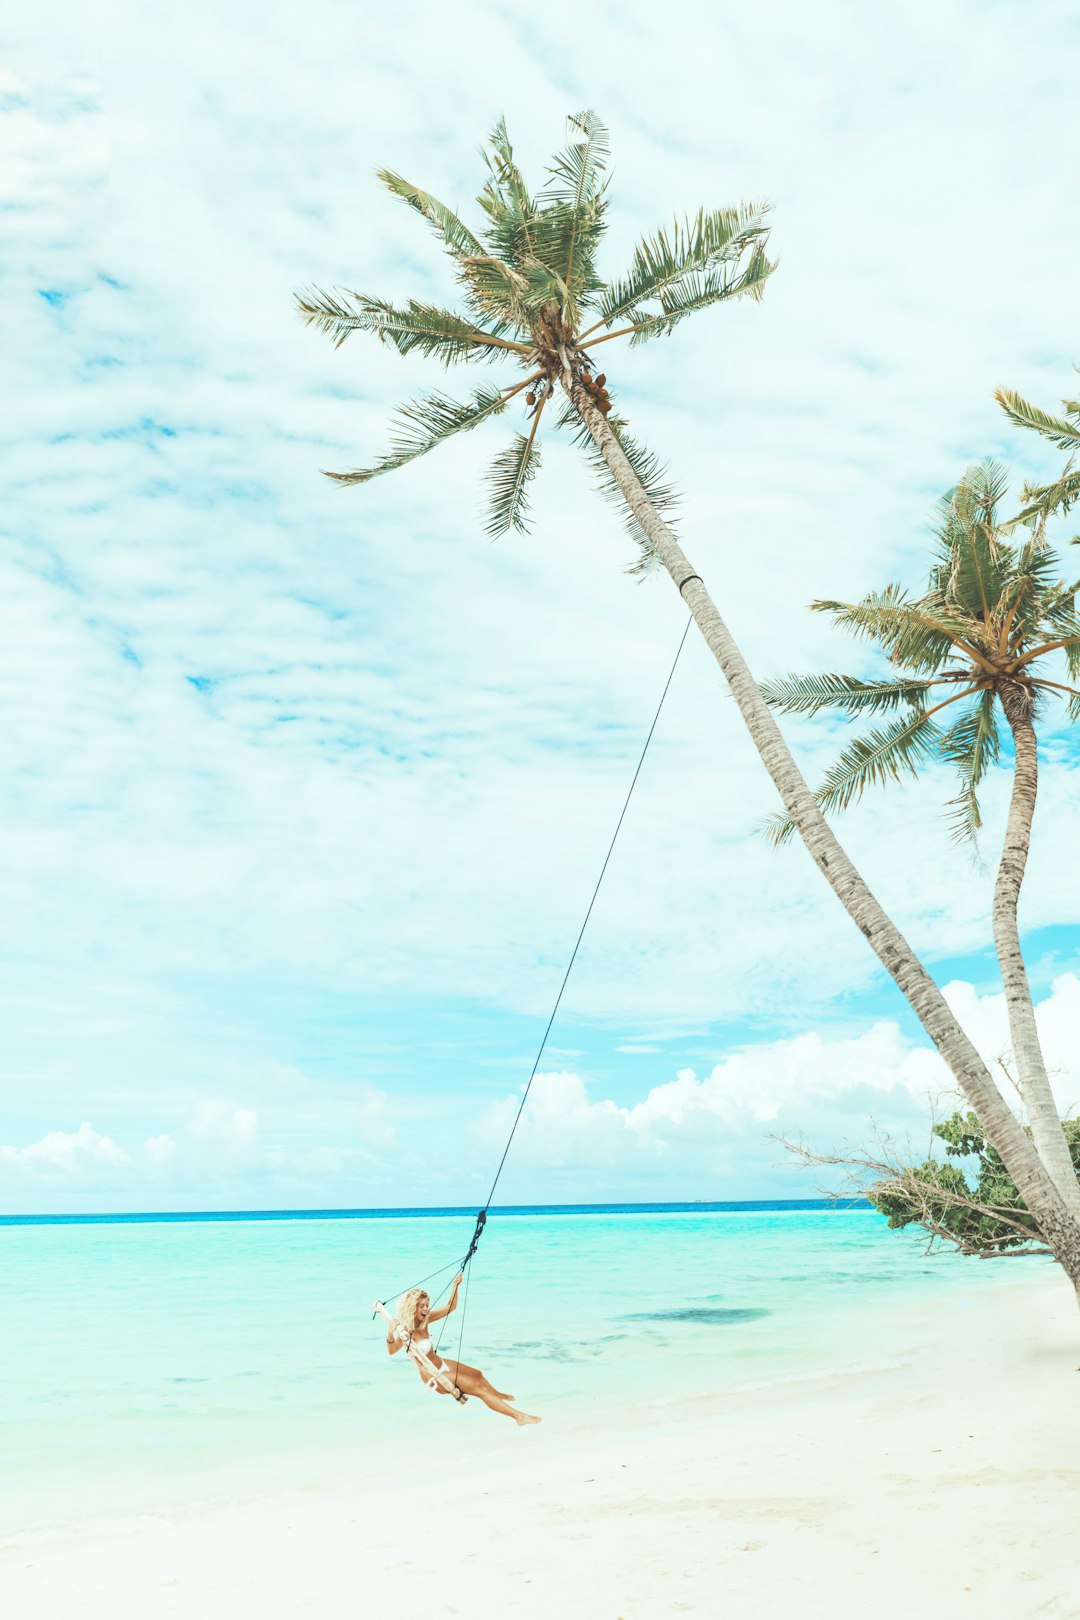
426,1273,464,1323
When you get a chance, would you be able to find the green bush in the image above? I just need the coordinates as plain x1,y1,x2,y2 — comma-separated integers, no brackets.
868,1112,1080,1254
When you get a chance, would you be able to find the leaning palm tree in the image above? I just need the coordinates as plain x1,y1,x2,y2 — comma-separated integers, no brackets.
762,460,1080,1221
297,111,1080,1294
996,372,1080,530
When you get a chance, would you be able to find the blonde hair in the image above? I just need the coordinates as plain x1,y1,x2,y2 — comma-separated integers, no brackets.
394,1286,429,1336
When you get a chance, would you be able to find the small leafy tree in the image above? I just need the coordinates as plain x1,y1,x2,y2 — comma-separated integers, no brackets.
868,1112,1080,1258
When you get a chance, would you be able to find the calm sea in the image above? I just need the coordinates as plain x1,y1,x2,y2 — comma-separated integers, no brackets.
1,1202,1041,1531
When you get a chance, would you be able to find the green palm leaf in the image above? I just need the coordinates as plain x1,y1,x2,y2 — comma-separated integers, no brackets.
811,589,966,672
760,672,933,717
458,254,530,328
1003,464,1080,531
1040,589,1080,688
324,387,506,486
996,388,1080,452
764,706,949,846
377,171,484,259
295,290,514,362
560,405,679,570
940,690,1001,847
478,117,539,267
539,111,610,305
814,710,946,816
624,249,774,343
485,432,542,536
543,108,609,213
998,543,1068,643
932,462,1009,623
596,206,772,327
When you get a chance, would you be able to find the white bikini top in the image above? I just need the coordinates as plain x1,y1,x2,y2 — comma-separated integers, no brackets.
397,1326,433,1356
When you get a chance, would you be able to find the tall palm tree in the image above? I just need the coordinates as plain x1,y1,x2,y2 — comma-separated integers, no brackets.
297,111,1080,1294
996,373,1080,531
762,461,1080,1220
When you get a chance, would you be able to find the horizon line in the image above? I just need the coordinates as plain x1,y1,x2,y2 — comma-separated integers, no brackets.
1,1196,871,1227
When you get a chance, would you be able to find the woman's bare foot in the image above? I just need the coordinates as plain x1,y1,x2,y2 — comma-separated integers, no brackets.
514,1411,542,1426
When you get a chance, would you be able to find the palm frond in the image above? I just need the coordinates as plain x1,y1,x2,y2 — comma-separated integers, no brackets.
1038,588,1080,683
814,711,945,816
960,458,1010,518
811,589,965,672
621,248,775,344
543,108,610,213
538,111,610,305
1002,463,1080,531
763,702,947,847
519,261,573,314
996,388,1080,452
560,405,679,571
477,118,539,267
377,171,484,259
485,431,542,536
595,205,772,326
940,690,1000,848
932,462,1009,623
760,671,932,717
999,543,1069,645
324,386,506,486
762,808,799,847
295,289,518,363
456,254,531,329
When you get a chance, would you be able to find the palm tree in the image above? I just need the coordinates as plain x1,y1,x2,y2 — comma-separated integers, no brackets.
297,111,1080,1295
996,373,1080,530
762,461,1080,1221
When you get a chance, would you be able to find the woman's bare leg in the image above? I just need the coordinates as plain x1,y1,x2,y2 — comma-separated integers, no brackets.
448,1359,513,1401
442,1361,540,1425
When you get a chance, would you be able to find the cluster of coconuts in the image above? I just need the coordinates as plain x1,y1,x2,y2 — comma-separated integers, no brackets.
580,370,612,414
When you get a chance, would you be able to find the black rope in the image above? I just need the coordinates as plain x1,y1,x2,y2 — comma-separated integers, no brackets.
449,1246,474,1370
376,618,692,1353
478,615,693,1216
677,574,702,596
370,1257,460,1320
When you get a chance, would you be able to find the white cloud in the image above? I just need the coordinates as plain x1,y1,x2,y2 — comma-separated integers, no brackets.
471,975,1080,1199
4,975,1079,1208
190,1101,258,1144
474,1027,945,1190
0,1121,128,1173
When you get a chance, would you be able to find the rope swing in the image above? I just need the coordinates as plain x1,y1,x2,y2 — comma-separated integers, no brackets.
375,614,693,1376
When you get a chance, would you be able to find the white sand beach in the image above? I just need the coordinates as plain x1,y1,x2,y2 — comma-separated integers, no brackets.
5,1268,1077,1620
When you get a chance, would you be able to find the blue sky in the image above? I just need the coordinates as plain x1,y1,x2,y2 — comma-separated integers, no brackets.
3,0,1080,1211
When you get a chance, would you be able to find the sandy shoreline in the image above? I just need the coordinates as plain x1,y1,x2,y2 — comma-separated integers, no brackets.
6,1268,1078,1619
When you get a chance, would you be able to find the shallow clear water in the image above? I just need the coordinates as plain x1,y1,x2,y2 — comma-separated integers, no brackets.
1,1204,1037,1528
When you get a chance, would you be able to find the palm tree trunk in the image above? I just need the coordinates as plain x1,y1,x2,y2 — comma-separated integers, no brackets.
562,371,1080,1296
995,686,1080,1220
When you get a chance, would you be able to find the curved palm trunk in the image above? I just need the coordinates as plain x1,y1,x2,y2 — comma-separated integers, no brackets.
995,689,1080,1220
562,373,1080,1296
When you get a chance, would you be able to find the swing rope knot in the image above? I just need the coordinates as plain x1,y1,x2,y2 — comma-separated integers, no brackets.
462,1207,487,1270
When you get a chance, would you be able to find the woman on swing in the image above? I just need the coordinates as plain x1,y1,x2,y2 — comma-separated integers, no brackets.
387,1274,541,1427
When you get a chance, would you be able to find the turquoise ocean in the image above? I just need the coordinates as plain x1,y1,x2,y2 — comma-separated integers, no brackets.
2,1202,1039,1532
